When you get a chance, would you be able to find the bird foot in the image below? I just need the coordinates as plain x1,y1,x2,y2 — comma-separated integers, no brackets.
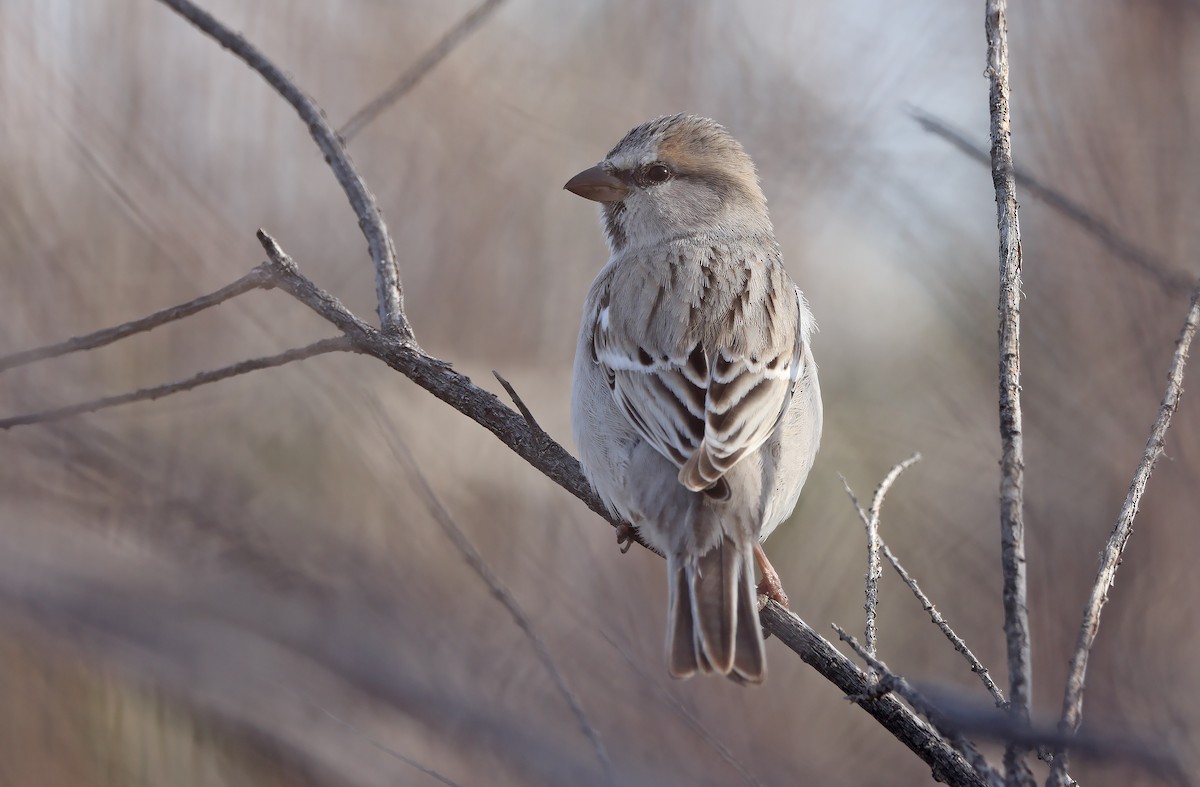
754,543,789,607
616,522,637,554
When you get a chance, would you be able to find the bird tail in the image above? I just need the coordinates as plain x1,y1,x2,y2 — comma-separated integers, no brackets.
667,534,766,684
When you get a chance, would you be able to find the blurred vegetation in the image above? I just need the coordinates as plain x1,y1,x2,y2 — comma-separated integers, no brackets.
1,1,1197,784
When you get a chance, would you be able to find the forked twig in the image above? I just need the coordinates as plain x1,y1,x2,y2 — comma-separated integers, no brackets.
833,625,1001,787
1048,281,1200,785
841,452,921,666
155,0,410,337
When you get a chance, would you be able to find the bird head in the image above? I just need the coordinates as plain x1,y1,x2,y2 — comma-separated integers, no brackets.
564,114,772,254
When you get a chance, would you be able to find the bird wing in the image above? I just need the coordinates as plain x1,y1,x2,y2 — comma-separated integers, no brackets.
591,262,808,494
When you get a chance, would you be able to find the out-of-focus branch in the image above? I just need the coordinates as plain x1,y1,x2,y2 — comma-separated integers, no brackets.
154,0,410,337
841,452,922,666
760,605,988,787
1047,280,1200,786
0,265,273,374
598,629,763,787
833,625,1002,787
984,3,1033,785
910,108,1196,297
918,687,1189,787
339,0,509,142
379,420,615,785
0,336,352,431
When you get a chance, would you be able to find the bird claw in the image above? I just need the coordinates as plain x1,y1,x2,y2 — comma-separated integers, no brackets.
756,576,789,608
616,522,637,554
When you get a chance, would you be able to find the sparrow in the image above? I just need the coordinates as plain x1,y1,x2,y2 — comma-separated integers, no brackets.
566,114,822,683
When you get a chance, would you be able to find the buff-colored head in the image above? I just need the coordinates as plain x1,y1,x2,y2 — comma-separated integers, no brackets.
564,114,772,253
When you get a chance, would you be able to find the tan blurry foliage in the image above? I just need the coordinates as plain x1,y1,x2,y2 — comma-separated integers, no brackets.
1,1,1199,786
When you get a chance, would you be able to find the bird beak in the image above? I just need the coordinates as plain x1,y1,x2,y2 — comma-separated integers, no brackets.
564,165,629,202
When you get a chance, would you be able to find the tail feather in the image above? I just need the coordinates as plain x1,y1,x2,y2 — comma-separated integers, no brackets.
667,536,766,684
732,563,766,684
667,560,698,678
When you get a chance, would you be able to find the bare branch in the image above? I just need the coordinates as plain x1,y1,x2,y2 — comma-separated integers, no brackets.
885,539,1006,708
833,625,1002,787
1048,280,1200,785
154,0,411,337
918,688,1188,787
761,604,989,787
0,265,273,373
297,694,465,787
339,0,509,142
841,452,922,667
910,108,1196,297
0,337,352,430
378,419,615,785
984,3,1033,783
841,459,1006,708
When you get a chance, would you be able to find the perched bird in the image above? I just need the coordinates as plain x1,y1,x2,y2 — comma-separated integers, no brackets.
566,114,823,684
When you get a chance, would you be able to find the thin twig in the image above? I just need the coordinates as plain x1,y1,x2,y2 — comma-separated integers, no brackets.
866,453,921,659
842,464,1007,708
154,0,411,337
758,603,989,787
1048,281,1200,786
841,452,921,668
296,692,464,787
0,337,352,430
887,541,1007,708
833,625,1002,787
0,265,273,373
379,421,615,786
984,3,1033,784
493,370,549,452
909,108,1196,297
339,0,509,141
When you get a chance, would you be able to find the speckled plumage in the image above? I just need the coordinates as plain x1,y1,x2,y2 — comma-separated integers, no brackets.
567,115,822,683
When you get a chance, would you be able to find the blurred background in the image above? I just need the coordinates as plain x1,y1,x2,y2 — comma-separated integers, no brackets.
1,1,1198,784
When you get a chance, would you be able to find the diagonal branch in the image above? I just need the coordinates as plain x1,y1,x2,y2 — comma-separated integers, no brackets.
0,265,273,373
762,604,989,787
339,0,509,142
910,108,1196,297
1047,280,1200,786
834,624,1002,787
379,419,614,785
984,3,1033,784
886,540,1007,708
0,336,352,430
154,0,411,337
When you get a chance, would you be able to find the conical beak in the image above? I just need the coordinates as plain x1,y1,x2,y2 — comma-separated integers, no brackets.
564,165,629,203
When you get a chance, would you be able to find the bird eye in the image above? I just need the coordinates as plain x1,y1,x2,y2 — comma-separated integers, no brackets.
644,163,671,183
